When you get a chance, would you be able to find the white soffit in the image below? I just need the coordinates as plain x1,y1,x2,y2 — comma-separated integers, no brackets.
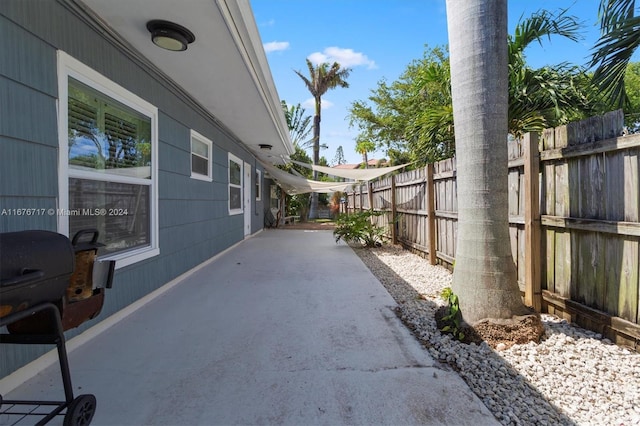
80,0,293,163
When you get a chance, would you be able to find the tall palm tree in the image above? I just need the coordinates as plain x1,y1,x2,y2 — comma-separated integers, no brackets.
591,0,639,109
295,60,351,219
446,0,529,323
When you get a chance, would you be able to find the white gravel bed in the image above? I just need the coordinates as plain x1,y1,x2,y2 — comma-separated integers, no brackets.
352,244,640,426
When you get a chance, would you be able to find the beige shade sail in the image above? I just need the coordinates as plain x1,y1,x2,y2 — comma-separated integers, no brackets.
289,160,410,181
260,162,356,195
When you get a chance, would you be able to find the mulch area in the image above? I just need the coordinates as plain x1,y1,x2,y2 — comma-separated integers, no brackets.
435,306,545,349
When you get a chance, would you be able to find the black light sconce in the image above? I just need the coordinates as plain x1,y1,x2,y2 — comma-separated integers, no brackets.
146,20,195,51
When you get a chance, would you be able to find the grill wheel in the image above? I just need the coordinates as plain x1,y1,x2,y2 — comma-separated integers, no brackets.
64,394,96,426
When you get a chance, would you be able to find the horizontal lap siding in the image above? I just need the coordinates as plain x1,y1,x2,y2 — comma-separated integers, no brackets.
0,13,59,235
0,1,255,377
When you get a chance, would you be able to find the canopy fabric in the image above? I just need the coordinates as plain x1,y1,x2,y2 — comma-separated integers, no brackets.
289,160,410,181
261,162,355,195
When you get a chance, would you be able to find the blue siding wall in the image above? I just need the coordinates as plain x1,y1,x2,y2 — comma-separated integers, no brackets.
0,13,59,234
0,1,265,377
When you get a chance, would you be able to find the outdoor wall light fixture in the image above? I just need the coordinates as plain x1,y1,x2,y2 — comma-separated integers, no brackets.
259,144,273,150
146,20,195,51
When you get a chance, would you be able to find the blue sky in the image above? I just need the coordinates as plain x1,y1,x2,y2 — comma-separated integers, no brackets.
251,0,611,165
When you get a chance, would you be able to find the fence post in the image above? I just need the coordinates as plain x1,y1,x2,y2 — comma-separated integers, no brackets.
524,132,542,311
368,181,374,212
341,191,346,215
426,164,437,265
351,190,355,213
391,174,397,244
344,191,348,214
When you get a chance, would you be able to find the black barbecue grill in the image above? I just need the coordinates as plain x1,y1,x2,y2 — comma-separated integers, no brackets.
0,229,115,426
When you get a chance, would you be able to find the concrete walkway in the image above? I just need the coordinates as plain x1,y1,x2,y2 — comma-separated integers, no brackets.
2,229,498,425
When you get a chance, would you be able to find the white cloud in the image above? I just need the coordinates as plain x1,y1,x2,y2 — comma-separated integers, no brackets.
302,98,333,110
308,47,376,69
264,41,290,53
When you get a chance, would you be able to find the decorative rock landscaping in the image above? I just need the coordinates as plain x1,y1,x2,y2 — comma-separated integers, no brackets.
353,244,640,426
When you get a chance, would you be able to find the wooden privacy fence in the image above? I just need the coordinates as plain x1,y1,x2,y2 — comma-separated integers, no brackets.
344,110,640,348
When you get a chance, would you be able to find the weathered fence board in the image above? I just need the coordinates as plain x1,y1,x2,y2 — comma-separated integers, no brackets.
542,162,556,215
606,150,626,220
554,230,572,299
544,229,555,293
605,236,639,322
555,161,570,217
517,227,525,291
625,150,640,221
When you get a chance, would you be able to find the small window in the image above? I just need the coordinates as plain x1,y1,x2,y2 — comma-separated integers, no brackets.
228,153,243,215
190,130,212,181
255,169,262,201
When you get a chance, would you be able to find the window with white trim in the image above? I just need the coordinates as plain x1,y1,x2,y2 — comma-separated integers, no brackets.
228,153,243,215
190,130,212,181
255,169,262,201
270,185,279,210
58,52,159,268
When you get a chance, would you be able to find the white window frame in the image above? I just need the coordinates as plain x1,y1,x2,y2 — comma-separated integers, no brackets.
190,130,213,181
270,184,280,210
57,51,159,269
255,169,262,201
228,152,243,215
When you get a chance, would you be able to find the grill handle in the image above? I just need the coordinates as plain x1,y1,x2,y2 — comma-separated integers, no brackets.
1,268,45,287
72,229,100,246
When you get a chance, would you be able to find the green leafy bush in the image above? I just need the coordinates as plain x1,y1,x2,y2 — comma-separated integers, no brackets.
439,287,465,341
333,210,386,247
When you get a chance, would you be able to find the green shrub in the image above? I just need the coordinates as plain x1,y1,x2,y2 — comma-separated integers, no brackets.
333,210,386,247
439,287,465,341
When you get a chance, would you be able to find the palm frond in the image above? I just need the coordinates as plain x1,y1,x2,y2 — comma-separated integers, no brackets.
294,69,315,96
511,8,582,56
591,14,640,108
281,101,312,147
598,0,635,32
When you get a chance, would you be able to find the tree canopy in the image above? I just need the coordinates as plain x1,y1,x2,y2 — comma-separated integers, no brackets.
332,146,346,166
348,46,452,166
624,61,640,131
348,9,608,167
591,0,640,109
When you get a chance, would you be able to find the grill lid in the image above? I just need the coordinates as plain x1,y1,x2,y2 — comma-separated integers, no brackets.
0,230,75,285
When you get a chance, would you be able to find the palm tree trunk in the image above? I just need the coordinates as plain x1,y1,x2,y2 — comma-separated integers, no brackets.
446,0,528,324
309,108,321,219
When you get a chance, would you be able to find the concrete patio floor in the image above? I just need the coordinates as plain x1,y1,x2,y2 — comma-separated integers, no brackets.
1,229,497,425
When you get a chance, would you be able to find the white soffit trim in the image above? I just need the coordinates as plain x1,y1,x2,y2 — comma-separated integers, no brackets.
216,0,294,156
